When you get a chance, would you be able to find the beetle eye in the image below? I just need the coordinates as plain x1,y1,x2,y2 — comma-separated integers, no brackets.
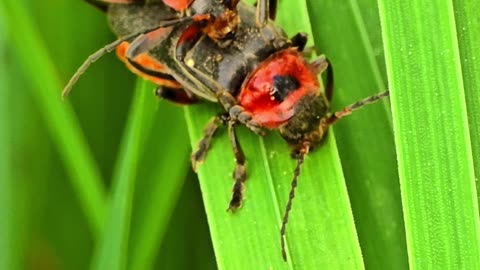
272,75,300,102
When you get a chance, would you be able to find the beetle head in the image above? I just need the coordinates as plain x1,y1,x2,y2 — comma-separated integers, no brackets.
278,93,330,151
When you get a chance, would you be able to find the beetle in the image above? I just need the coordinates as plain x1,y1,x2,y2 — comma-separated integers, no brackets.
64,0,389,261
64,0,310,208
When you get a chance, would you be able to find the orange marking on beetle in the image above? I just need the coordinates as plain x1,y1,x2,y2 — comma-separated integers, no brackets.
116,42,181,89
162,0,194,11
178,24,202,44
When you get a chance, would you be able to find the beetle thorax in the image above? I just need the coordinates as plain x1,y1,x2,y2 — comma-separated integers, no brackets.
238,49,323,129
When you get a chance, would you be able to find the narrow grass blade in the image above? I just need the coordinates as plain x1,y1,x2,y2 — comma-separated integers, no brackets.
452,0,480,199
0,102,19,270
378,0,480,268
90,80,156,270
306,0,407,269
153,173,217,270
0,32,33,270
184,0,363,268
128,102,190,270
2,2,106,236
0,13,20,270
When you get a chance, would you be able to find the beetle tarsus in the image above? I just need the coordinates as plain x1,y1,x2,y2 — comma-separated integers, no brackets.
155,86,198,104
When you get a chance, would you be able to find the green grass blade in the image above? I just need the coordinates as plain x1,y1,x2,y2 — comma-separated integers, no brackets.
0,98,18,270
378,0,480,268
90,80,155,270
306,0,407,269
0,13,19,270
128,102,190,270
185,107,363,269
152,174,217,270
452,0,480,197
185,2,364,266
2,1,105,236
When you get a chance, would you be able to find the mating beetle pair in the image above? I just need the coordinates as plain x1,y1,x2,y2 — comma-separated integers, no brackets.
64,0,389,260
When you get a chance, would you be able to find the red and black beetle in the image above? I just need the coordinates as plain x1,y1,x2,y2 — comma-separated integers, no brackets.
64,0,389,260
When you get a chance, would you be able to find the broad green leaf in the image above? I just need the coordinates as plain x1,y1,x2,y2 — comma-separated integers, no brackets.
378,0,480,268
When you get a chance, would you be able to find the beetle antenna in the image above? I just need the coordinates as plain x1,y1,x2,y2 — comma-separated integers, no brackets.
325,90,389,126
280,145,309,261
61,15,205,98
62,35,132,98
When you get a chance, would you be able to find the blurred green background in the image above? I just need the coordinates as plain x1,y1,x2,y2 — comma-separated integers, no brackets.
1,0,216,269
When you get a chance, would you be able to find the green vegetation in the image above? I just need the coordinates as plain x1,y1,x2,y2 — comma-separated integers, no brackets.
1,0,478,269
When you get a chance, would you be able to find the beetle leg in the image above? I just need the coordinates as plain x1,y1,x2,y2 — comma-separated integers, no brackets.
309,54,328,74
309,55,333,101
325,59,334,102
155,86,198,104
290,32,308,52
216,91,237,111
290,33,319,59
191,114,228,171
216,91,265,135
227,120,247,211
325,90,390,126
269,0,278,20
256,0,277,26
191,115,249,211
300,46,316,59
229,105,266,136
